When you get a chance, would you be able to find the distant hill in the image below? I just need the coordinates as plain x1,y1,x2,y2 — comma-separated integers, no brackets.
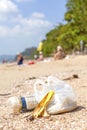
21,47,37,59
0,55,15,63
0,47,37,63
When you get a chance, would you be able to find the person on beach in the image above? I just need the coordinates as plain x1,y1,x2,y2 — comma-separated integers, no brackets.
37,51,44,61
54,45,66,60
17,53,24,65
34,54,38,60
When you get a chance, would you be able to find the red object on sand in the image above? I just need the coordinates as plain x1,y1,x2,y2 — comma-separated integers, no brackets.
28,61,35,65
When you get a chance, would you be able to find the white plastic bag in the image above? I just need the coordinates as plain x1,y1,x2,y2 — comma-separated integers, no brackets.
34,76,77,115
34,80,50,102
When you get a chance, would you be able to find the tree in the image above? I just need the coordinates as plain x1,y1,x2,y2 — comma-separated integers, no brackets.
65,0,87,46
42,0,87,56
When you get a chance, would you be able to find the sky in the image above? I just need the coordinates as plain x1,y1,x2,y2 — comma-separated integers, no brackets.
0,0,67,55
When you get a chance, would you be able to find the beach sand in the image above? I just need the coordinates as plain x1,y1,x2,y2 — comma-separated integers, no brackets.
0,55,87,130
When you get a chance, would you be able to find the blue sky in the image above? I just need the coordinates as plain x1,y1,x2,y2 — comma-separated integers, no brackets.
0,0,67,55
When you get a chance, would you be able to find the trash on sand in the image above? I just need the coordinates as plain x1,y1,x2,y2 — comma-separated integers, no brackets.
63,74,79,80
34,76,77,115
7,95,38,114
28,61,35,65
7,76,77,119
28,90,55,121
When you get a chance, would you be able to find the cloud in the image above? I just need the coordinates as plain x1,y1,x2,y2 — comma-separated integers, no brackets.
0,0,19,23
0,0,52,54
0,0,51,37
31,12,45,19
0,0,19,14
15,0,34,2
0,0,52,36
0,11,52,37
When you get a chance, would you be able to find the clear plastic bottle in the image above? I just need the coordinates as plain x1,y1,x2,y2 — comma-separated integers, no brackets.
7,95,37,114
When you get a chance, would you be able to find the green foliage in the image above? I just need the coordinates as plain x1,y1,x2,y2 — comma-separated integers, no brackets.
42,0,87,56
16,0,87,58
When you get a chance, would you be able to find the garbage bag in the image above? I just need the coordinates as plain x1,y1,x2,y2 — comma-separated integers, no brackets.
34,79,50,102
34,76,77,115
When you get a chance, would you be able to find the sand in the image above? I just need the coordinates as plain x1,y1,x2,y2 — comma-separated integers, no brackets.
0,55,87,130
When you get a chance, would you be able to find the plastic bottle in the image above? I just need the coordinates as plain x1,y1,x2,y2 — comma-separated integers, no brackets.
7,95,38,114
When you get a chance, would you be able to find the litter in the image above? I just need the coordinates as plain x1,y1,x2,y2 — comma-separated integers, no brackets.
7,94,38,114
28,90,55,121
7,76,77,117
28,61,35,65
34,76,77,115
63,74,79,80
